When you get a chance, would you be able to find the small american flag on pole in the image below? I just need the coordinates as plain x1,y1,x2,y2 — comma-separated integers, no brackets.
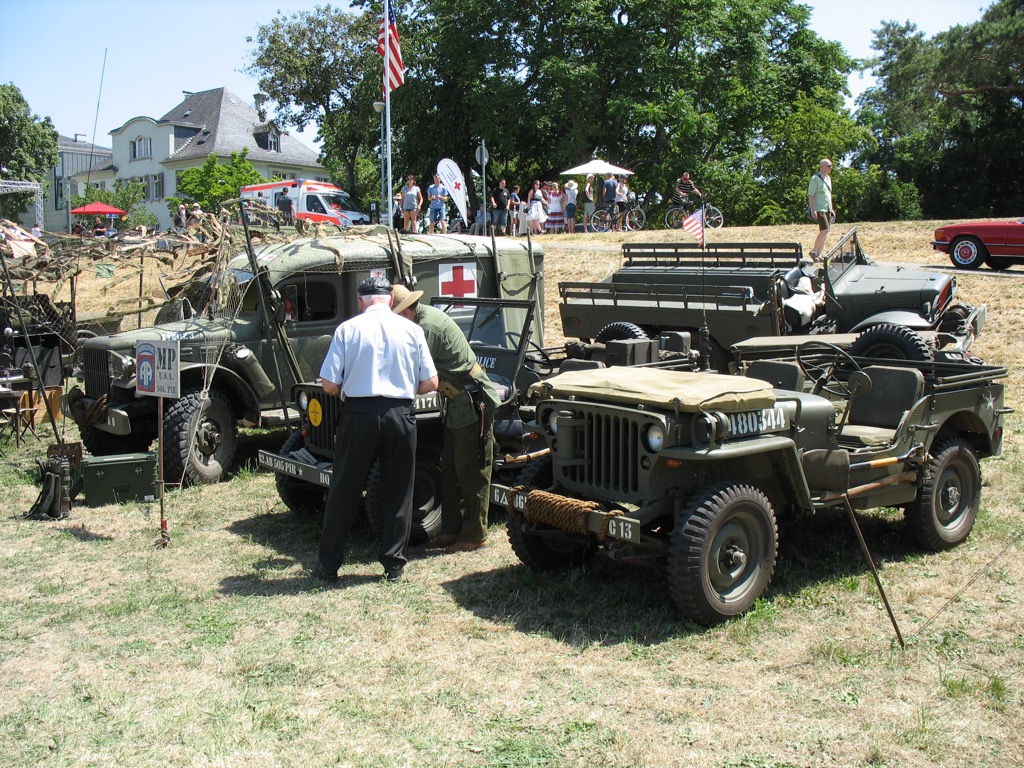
682,207,705,247
378,0,405,93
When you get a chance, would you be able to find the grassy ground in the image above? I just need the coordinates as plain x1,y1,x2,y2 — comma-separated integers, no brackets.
1,221,1022,767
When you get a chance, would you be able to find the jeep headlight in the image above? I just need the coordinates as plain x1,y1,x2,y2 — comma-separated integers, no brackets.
109,352,136,381
546,409,562,434
643,423,666,453
297,390,309,412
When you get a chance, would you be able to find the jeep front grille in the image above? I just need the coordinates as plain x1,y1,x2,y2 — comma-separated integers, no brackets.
82,348,110,397
557,406,642,495
306,391,341,452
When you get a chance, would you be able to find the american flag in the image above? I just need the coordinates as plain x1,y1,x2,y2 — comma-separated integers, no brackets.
682,207,705,247
377,0,405,93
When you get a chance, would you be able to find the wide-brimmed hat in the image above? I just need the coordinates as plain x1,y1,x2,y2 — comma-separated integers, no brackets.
391,283,424,314
564,180,578,190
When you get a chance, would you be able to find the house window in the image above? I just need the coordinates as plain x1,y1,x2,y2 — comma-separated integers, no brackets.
267,131,280,152
54,176,64,210
150,173,164,200
131,137,152,160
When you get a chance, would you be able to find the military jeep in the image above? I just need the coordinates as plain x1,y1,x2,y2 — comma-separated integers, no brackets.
493,344,1010,625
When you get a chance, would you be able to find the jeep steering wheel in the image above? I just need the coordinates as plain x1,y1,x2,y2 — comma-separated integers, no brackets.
505,332,549,360
796,341,862,397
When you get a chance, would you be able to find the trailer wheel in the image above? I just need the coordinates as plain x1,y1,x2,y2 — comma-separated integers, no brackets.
366,443,443,544
506,457,597,570
668,483,778,625
904,437,980,551
274,431,325,515
595,322,649,343
163,387,237,486
849,324,932,362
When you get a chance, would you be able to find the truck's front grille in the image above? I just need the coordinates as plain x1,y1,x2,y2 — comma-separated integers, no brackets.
82,348,109,398
560,407,642,495
306,390,341,452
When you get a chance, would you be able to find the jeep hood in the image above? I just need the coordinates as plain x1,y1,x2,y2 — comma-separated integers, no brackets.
80,317,242,355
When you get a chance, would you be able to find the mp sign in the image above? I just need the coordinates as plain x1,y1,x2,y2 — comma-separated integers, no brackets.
136,340,181,398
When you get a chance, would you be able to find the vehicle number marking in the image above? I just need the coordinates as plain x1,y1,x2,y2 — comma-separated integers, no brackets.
728,407,787,437
308,398,323,427
491,486,527,512
607,516,640,542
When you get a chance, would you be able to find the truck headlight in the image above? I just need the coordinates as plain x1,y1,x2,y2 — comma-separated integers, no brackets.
643,424,665,453
298,390,309,412
109,352,136,381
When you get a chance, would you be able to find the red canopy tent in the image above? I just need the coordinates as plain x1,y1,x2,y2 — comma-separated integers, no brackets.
70,202,126,216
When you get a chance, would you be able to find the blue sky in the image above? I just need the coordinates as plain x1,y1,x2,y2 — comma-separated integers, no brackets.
0,0,988,153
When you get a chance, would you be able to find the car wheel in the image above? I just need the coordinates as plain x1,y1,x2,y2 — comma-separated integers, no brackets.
904,437,980,551
595,321,649,343
985,255,1013,271
948,236,987,270
506,457,598,571
668,483,778,625
849,324,933,362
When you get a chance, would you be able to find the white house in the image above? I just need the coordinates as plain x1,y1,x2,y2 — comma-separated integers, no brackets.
72,88,326,231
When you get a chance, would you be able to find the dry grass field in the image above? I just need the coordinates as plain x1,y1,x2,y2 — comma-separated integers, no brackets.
1,221,1022,767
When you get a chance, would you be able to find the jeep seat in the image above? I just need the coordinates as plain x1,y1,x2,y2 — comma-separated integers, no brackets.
745,360,805,392
840,365,925,447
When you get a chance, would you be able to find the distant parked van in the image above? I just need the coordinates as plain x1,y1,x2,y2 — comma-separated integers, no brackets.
240,179,370,227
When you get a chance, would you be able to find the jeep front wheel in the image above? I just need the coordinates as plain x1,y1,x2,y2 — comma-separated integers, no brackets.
668,483,778,625
275,430,325,515
904,437,980,551
163,387,237,486
506,457,597,570
366,445,443,544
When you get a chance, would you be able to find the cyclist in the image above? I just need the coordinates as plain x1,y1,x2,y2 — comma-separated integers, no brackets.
672,172,702,214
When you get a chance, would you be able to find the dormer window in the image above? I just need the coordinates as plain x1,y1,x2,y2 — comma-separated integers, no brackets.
131,137,152,160
255,126,281,152
268,130,280,152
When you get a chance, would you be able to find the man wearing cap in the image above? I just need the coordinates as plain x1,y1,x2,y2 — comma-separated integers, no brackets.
276,187,295,226
316,276,438,583
392,284,500,553
808,158,834,261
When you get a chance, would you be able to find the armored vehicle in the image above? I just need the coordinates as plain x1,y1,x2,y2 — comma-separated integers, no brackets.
493,343,1010,625
64,232,543,485
559,229,984,370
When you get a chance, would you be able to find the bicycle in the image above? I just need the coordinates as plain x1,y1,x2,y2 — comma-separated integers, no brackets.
593,200,646,232
664,195,724,229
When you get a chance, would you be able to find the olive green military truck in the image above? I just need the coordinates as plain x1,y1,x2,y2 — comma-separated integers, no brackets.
64,232,543,486
493,343,1011,625
559,229,984,370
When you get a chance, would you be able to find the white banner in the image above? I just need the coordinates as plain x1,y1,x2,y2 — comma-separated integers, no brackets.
437,158,469,225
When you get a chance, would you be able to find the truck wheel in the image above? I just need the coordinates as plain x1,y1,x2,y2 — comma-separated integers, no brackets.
595,322,648,343
668,483,778,625
904,437,980,551
163,387,237,486
506,457,597,570
275,431,325,515
849,324,932,362
365,446,443,544
948,236,987,270
80,424,153,456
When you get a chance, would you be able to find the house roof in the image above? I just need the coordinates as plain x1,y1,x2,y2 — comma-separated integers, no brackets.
159,88,322,168
58,134,111,154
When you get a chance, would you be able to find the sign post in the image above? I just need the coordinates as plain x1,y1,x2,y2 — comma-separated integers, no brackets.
136,340,180,546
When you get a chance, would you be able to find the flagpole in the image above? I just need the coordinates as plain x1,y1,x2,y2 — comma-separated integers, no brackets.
383,0,394,228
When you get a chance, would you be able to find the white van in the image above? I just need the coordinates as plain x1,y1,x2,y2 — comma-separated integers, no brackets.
240,180,370,226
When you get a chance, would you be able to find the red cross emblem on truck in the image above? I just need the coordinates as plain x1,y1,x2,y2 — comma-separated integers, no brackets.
440,264,477,297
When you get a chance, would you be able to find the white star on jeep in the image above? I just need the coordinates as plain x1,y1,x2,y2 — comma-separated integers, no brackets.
984,391,995,410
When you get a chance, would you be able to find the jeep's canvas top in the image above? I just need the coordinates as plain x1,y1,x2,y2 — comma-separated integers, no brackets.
530,367,776,413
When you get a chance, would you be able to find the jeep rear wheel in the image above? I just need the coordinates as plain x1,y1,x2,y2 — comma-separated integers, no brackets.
163,387,237,486
275,430,325,515
668,483,778,625
849,324,933,362
904,437,980,551
366,444,443,544
506,457,597,570
595,321,649,343
948,236,987,270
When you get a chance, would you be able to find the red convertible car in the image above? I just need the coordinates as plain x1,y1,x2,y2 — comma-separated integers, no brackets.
932,218,1024,270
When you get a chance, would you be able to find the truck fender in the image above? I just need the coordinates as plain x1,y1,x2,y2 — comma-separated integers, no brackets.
849,310,932,332
179,363,261,423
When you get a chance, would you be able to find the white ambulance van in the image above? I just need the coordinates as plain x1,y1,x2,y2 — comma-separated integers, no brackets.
239,180,370,226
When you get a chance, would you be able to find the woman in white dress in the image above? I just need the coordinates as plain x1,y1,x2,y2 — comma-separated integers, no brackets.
526,180,547,235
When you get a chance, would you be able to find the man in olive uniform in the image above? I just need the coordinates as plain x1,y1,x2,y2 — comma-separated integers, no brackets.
392,285,500,553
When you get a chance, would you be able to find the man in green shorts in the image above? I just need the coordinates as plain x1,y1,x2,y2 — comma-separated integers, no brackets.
807,158,834,261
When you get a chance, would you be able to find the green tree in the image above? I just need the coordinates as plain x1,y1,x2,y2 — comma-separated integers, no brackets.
246,6,379,197
169,150,267,215
70,180,157,231
0,83,59,219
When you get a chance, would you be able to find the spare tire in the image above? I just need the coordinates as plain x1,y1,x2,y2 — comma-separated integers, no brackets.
595,321,648,343
849,324,932,362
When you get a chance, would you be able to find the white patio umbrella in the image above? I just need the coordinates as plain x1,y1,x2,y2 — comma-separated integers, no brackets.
560,159,634,176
